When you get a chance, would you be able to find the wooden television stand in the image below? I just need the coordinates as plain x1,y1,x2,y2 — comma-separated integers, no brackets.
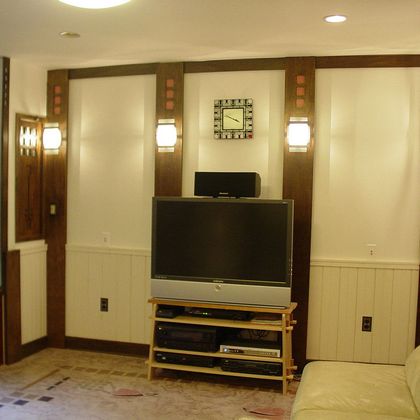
147,298,297,394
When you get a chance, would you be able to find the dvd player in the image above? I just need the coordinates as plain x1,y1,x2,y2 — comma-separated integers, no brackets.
220,339,281,358
155,352,215,368
220,358,282,376
184,307,251,321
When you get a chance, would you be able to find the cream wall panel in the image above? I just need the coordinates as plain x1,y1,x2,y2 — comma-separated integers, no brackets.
66,246,151,344
388,270,414,364
371,269,393,363
308,260,418,365
408,270,419,352
66,250,90,338
20,245,47,344
318,267,340,360
313,68,420,263
68,75,156,249
130,256,147,343
306,266,324,359
183,71,284,199
353,268,375,362
336,267,357,361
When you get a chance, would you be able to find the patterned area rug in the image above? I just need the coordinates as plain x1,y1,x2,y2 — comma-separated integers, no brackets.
0,348,297,419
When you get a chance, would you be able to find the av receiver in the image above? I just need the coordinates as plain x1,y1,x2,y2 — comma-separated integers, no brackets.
156,322,221,352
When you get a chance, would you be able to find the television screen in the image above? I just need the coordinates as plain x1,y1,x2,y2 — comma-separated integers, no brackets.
151,197,293,308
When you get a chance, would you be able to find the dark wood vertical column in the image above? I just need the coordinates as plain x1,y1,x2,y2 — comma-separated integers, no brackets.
283,57,316,370
154,63,184,196
417,268,420,347
1,58,9,254
44,70,69,348
2,58,11,365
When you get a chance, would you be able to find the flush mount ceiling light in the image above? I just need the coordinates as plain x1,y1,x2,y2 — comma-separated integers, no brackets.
59,31,81,38
324,14,347,23
58,0,131,9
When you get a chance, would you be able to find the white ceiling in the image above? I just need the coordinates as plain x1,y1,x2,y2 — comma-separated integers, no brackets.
1,0,420,70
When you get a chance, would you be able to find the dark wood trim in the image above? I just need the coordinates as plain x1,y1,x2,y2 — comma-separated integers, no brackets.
68,63,158,79
1,58,10,365
0,292,3,364
283,57,316,372
184,57,287,73
1,58,10,252
21,336,48,359
4,250,21,364
154,63,184,196
316,54,420,69
66,337,149,357
417,267,420,347
44,70,69,348
63,54,420,81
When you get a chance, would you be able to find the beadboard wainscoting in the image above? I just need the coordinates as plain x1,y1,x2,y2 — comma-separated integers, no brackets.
307,260,419,365
20,244,47,345
66,245,152,344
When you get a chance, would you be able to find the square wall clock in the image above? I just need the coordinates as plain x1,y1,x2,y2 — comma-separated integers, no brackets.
214,98,253,139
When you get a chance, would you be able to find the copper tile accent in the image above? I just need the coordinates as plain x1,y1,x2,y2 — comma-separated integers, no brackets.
296,98,305,108
296,87,305,96
166,78,175,88
166,89,174,99
296,75,305,84
165,100,174,110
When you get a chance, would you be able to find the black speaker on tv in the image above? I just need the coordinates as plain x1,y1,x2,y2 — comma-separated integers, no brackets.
194,172,261,198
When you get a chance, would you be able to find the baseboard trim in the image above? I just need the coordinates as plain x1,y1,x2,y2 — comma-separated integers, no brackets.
65,337,149,357
21,336,48,359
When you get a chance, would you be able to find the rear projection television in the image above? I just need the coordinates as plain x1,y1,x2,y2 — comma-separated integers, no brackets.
151,197,293,308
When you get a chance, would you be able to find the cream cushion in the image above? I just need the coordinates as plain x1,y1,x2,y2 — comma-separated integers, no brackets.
292,358,420,419
406,346,420,413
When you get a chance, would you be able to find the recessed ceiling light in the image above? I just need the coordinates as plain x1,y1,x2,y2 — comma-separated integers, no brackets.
59,31,81,38
58,0,131,9
324,15,347,23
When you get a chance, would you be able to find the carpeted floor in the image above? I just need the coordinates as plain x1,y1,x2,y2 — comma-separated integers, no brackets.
0,348,297,419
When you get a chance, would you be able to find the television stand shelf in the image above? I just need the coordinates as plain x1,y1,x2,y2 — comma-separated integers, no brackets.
147,298,297,394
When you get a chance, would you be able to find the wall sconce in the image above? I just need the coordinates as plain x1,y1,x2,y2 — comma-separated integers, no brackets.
19,125,38,156
156,118,177,152
42,122,62,154
287,117,311,152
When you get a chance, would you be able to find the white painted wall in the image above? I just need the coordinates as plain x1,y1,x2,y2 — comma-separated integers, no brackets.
183,71,285,198
307,68,420,363
312,68,420,263
65,67,419,361
68,75,156,249
8,59,48,344
66,75,156,342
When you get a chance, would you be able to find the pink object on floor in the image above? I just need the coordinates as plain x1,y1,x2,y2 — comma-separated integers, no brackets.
113,388,143,396
244,406,285,418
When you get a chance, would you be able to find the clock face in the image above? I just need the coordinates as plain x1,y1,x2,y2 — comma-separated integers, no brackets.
222,108,244,130
214,98,253,139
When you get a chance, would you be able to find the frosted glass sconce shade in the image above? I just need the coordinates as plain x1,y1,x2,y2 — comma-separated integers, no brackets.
156,119,177,150
287,117,310,152
42,123,62,153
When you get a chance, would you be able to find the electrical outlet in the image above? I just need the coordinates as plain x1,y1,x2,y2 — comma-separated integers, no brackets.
362,316,372,332
366,243,376,257
102,232,111,246
100,298,108,312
